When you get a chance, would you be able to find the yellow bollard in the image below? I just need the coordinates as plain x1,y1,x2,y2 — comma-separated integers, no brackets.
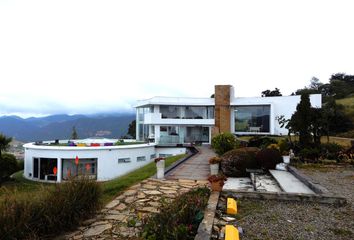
227,198,237,215
225,225,239,240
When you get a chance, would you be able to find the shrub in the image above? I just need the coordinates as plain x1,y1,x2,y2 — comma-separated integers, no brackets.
255,148,283,170
267,143,280,151
0,179,102,239
298,147,320,162
211,133,237,156
220,147,260,177
141,187,210,240
278,139,291,154
319,143,343,160
0,153,18,184
208,156,222,164
247,136,277,149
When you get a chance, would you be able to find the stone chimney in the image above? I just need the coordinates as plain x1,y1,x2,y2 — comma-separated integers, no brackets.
212,85,232,137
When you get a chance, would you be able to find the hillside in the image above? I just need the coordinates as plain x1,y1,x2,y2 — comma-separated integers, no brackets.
336,96,354,122
336,96,354,138
0,113,135,142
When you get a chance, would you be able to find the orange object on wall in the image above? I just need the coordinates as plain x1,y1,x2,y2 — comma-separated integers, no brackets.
75,156,79,165
53,167,57,175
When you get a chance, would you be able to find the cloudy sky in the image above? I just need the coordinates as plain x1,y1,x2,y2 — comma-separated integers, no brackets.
0,0,353,117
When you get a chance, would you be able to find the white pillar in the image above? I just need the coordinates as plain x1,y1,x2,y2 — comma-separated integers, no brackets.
57,158,62,183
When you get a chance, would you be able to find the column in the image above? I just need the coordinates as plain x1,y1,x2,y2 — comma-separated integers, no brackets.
57,158,62,183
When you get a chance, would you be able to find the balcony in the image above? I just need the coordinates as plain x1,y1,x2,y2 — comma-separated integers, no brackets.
143,113,214,125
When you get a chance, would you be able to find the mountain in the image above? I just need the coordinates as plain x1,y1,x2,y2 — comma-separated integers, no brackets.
0,113,135,142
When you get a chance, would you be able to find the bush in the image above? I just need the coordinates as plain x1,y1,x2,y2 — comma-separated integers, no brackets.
0,179,102,239
220,147,260,177
0,153,18,184
319,143,343,160
298,147,320,162
247,136,277,149
278,139,291,154
142,187,210,240
208,156,222,164
211,133,237,156
255,148,283,170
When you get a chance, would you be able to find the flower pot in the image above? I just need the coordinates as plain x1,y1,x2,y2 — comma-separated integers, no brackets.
210,163,219,175
210,180,224,191
282,155,290,164
156,160,165,179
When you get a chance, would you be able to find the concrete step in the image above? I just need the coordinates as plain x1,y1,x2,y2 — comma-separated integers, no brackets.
269,170,315,194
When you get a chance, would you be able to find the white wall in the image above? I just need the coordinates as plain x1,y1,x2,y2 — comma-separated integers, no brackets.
24,143,156,182
155,147,187,157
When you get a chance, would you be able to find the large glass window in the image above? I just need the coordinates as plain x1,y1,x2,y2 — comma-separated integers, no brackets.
234,105,270,133
62,158,97,180
160,106,214,119
160,106,181,119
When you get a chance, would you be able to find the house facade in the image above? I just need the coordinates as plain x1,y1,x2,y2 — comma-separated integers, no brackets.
135,85,322,144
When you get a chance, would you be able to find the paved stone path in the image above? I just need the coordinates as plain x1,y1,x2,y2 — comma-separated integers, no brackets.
62,178,208,240
165,145,215,180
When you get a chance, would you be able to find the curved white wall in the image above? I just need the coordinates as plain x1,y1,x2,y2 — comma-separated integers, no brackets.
24,143,156,182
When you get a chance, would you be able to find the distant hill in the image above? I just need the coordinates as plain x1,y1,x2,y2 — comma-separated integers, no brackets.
0,113,135,142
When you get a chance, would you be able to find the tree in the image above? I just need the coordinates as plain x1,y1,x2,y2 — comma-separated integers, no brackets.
127,120,136,138
261,88,282,97
71,126,78,140
289,93,313,147
0,153,18,184
0,133,12,156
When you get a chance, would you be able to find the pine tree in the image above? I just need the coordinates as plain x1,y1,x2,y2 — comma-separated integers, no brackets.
71,126,78,140
290,93,313,147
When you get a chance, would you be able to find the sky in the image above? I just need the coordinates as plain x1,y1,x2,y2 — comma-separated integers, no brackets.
1,0,354,118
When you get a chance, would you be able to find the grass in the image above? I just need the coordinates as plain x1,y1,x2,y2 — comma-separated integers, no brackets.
0,171,51,198
101,154,186,204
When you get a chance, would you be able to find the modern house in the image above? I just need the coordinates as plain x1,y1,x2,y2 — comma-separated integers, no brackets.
135,85,322,144
23,84,321,183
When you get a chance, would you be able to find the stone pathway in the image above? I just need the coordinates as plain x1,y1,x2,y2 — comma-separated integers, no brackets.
166,145,215,180
62,178,208,240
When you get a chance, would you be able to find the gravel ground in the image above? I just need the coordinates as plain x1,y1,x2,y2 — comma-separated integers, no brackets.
213,166,354,240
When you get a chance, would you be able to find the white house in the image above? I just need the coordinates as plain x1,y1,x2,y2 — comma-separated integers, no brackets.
135,85,321,144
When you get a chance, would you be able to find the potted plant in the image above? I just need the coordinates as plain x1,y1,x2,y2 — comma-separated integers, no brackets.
208,173,227,191
155,157,165,179
209,157,222,175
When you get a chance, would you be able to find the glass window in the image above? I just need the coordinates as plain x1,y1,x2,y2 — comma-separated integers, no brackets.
118,158,131,163
150,154,156,159
160,106,181,119
62,158,97,180
137,156,146,162
234,105,270,133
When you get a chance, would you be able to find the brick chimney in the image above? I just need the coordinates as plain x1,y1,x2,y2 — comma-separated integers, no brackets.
212,85,232,137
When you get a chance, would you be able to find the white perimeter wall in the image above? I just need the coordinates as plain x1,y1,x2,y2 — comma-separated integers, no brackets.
155,147,187,157
24,144,156,182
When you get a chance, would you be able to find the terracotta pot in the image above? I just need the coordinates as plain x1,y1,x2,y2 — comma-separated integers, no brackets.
210,180,224,191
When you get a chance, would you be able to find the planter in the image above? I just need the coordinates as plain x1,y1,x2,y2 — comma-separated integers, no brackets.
282,155,290,164
210,180,224,191
210,163,219,175
156,160,165,179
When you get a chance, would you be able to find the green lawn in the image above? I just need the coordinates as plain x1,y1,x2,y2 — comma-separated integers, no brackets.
101,154,186,203
0,154,187,204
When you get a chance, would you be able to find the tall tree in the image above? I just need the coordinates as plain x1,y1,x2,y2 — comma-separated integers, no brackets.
127,120,136,138
289,93,313,147
71,126,78,140
261,88,282,97
0,133,12,156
